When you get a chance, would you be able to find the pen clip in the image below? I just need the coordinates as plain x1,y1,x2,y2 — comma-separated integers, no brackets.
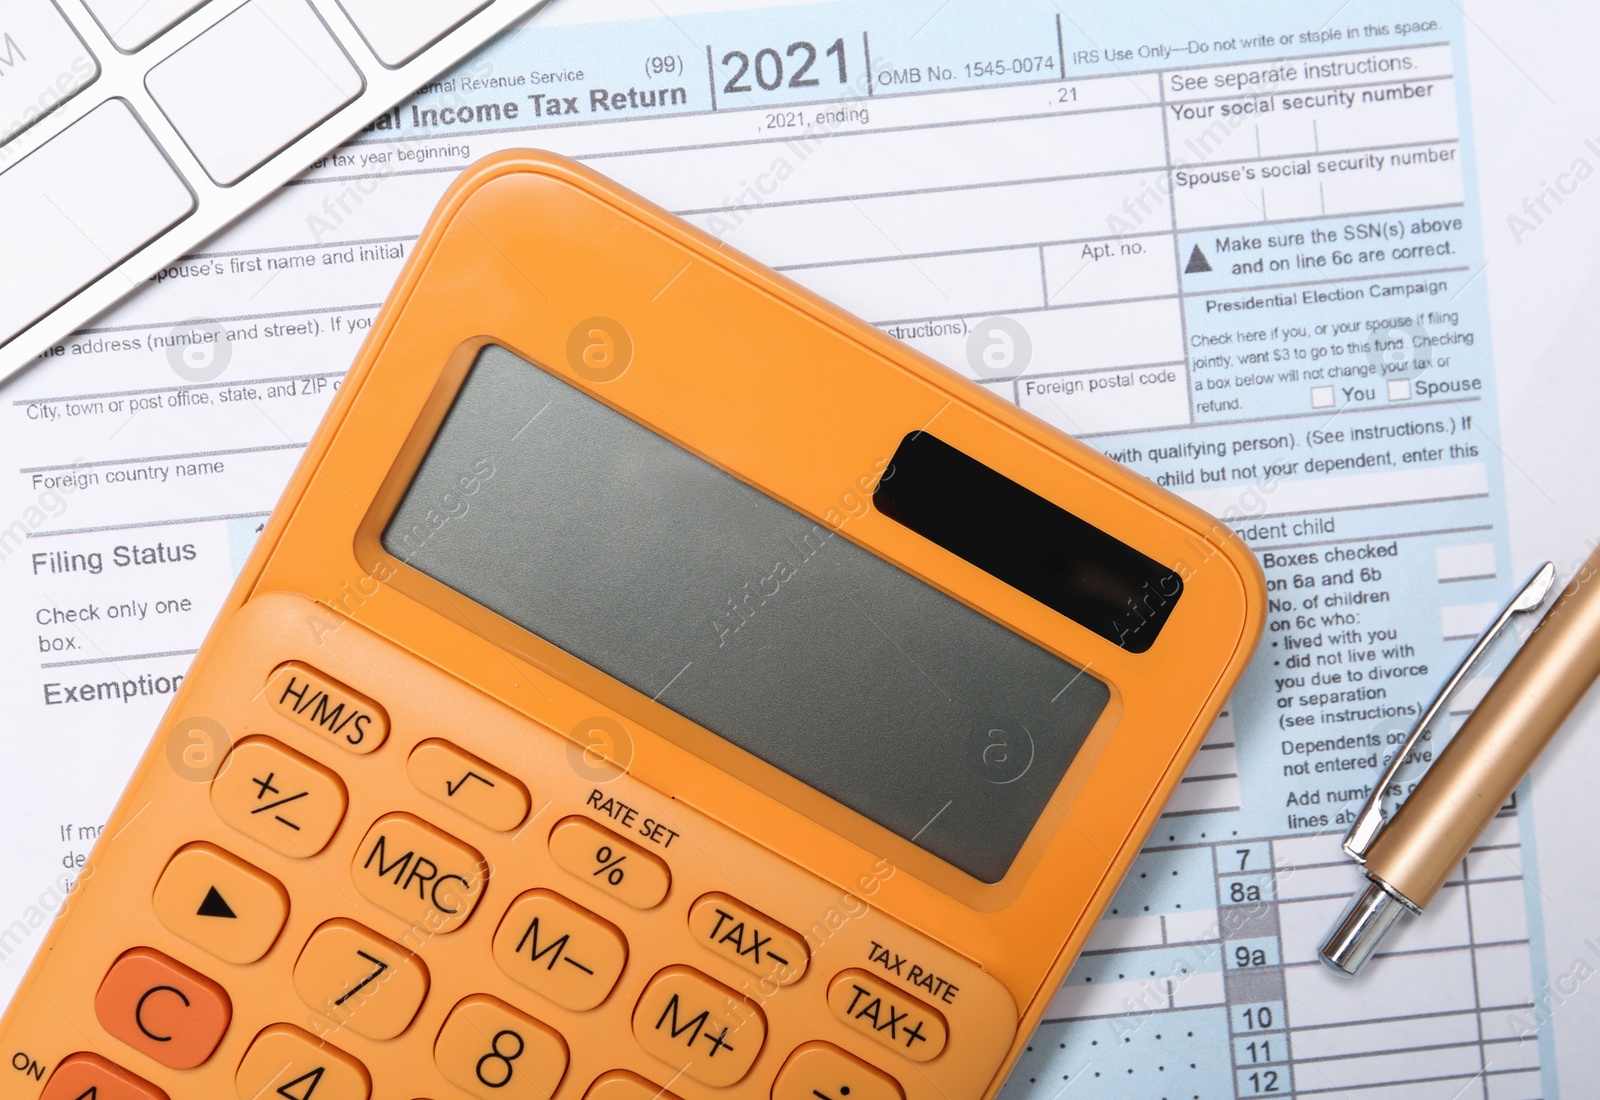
1342,561,1557,862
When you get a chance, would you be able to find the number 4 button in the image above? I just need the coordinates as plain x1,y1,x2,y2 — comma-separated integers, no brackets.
235,1025,369,1100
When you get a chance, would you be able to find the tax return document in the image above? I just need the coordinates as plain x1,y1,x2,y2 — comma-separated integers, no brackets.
0,0,1576,1096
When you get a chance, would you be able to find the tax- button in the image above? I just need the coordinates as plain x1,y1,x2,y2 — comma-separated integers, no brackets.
151,843,288,964
94,947,231,1070
41,1053,168,1100
688,893,808,985
435,994,568,1100
265,661,388,753
236,1024,370,1100
826,971,947,1062
211,736,347,857
352,813,485,933
294,919,430,1040
549,817,669,909
773,1042,904,1100
632,966,766,1087
409,739,530,831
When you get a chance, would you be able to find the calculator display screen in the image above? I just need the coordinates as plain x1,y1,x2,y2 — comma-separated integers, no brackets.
384,346,1109,883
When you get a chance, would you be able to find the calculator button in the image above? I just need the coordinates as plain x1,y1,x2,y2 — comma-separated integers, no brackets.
294,919,429,1041
434,994,568,1100
264,661,389,753
351,813,485,933
584,1070,684,1100
144,0,365,186
151,843,289,964
95,947,231,1070
41,1053,168,1100
631,966,766,1086
408,739,530,831
211,737,347,857
80,0,207,51
549,817,670,909
491,889,628,1011
236,1024,370,1100
687,893,808,986
825,971,947,1062
772,1042,904,1100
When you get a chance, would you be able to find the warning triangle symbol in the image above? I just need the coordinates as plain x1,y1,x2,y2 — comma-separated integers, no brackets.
277,1067,325,1100
1185,245,1212,274
198,886,237,919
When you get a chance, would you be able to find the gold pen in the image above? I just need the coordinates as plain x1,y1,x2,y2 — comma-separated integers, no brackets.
1321,542,1600,975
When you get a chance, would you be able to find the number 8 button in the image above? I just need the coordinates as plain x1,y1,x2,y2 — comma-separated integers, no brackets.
435,994,568,1100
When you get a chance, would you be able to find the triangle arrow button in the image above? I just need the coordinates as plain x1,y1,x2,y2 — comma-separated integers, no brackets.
198,885,237,919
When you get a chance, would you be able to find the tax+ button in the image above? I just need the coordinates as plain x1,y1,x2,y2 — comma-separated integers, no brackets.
826,970,947,1062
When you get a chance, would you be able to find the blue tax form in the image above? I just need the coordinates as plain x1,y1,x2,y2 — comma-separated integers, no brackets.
0,1,1560,1096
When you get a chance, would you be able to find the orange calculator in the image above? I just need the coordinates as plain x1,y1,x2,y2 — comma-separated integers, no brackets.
0,151,1263,1100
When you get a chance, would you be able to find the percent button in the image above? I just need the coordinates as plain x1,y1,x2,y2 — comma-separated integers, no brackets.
548,817,670,909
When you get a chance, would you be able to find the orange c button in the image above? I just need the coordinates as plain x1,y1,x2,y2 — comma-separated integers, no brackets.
95,948,232,1069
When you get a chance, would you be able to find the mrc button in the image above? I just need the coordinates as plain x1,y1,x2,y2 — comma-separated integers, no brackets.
687,893,807,986
264,662,388,753
351,813,485,933
826,970,947,1062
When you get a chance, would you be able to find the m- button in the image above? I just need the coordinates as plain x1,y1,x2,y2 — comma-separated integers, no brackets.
632,966,766,1087
492,889,628,1011
95,948,231,1070
825,971,947,1062
352,813,485,933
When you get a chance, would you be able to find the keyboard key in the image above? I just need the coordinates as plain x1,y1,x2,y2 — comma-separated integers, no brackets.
351,813,485,932
0,98,193,348
825,971,947,1062
151,843,289,964
548,817,670,910
211,736,348,857
80,0,206,51
632,967,765,1087
94,947,231,1070
263,662,389,753
435,995,568,1100
294,919,429,1041
144,0,363,185
408,739,530,831
687,893,808,986
236,1025,370,1100
336,0,492,67
583,1072,684,1100
492,889,628,1011
41,1053,168,1100
772,1043,904,1100
0,0,99,146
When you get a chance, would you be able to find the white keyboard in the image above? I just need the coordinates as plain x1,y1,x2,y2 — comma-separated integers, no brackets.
0,0,548,381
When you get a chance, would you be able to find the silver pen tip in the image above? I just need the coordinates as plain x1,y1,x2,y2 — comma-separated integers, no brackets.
1319,879,1411,976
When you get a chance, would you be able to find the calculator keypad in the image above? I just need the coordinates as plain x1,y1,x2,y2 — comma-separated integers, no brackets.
435,994,569,1100
150,843,288,964
491,890,629,1011
265,662,389,754
14,604,1018,1100
349,812,485,931
293,919,429,1040
210,736,347,857
94,948,231,1070
235,1024,370,1100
